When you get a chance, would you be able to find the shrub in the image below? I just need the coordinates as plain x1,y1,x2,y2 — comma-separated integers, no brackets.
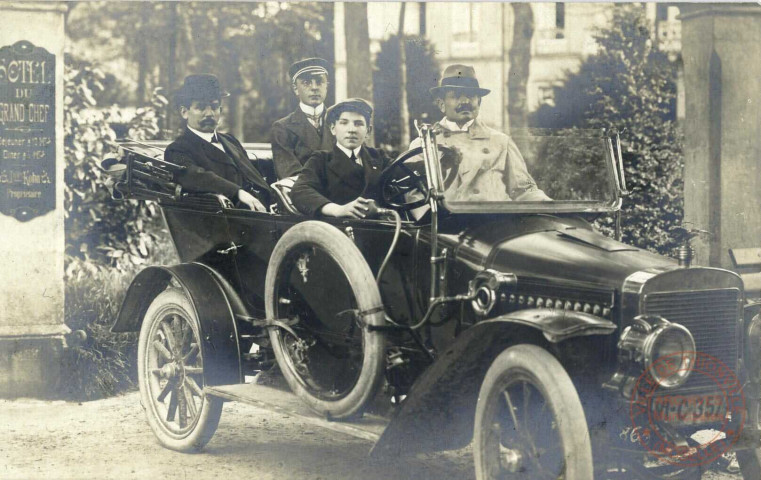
530,6,683,255
64,55,167,274
62,56,177,399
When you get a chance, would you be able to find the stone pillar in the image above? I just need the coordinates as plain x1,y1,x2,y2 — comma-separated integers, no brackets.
0,2,68,397
681,4,761,268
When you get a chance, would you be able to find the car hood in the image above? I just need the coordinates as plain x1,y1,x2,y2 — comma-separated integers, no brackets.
441,215,675,289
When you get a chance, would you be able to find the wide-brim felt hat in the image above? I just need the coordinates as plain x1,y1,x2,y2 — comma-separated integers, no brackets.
429,64,490,97
175,74,230,103
326,98,373,125
289,57,330,82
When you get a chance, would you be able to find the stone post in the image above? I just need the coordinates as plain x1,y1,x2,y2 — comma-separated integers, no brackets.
0,2,68,397
680,4,761,267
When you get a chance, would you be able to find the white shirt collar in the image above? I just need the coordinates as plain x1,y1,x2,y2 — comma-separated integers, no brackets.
188,125,217,143
440,117,475,132
299,103,325,117
336,143,362,160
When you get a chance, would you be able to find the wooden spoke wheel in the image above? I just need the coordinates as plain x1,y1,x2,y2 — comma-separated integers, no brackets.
474,345,594,480
137,288,222,452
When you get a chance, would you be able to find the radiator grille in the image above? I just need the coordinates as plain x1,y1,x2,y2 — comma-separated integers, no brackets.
643,288,740,391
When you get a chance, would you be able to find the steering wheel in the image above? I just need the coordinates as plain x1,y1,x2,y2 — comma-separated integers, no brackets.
379,145,456,210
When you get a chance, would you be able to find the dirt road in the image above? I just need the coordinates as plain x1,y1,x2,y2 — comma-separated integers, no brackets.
0,392,471,480
0,392,744,480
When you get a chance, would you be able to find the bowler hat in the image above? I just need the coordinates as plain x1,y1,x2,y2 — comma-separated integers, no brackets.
175,74,230,105
326,98,373,125
429,64,490,97
289,57,330,82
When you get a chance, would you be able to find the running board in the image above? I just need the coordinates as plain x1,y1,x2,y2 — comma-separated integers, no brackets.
204,383,388,443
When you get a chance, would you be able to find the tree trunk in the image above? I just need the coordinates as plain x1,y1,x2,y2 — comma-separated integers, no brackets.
343,3,374,144
507,4,533,134
136,7,151,104
165,2,179,135
398,3,410,147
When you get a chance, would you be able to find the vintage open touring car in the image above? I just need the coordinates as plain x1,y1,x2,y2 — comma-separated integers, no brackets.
106,125,761,479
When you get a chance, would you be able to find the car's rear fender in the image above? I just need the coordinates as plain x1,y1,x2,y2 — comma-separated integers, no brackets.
371,310,616,457
111,262,243,386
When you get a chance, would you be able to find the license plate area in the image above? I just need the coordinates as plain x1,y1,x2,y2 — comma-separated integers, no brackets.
649,394,728,426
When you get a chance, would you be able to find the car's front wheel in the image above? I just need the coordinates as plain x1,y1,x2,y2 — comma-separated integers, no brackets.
137,288,223,452
474,344,594,480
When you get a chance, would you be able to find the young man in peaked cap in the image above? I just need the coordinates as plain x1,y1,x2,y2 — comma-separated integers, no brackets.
410,64,548,202
270,57,335,180
166,74,273,211
291,98,389,218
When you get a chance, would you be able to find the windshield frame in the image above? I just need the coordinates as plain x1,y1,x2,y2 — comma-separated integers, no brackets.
434,132,623,214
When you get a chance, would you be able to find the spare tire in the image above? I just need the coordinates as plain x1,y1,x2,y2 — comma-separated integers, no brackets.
265,221,386,419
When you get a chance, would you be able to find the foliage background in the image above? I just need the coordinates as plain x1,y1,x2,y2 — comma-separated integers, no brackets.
66,2,333,142
373,35,440,151
531,6,683,255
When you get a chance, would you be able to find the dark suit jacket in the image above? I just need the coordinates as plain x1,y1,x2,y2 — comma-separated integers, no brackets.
165,128,272,206
291,145,390,217
270,109,334,179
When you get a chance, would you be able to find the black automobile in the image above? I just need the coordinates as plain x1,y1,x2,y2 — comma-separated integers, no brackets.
108,126,761,479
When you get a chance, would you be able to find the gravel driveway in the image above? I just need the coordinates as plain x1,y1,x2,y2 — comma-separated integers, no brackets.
0,391,744,480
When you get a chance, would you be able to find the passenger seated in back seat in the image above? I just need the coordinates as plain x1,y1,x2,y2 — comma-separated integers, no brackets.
291,98,390,219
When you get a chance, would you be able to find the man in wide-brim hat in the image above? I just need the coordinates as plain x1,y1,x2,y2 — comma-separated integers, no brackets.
270,57,335,180
410,64,548,202
165,74,272,211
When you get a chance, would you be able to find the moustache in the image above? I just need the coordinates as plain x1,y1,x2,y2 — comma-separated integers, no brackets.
200,118,217,125
455,105,473,113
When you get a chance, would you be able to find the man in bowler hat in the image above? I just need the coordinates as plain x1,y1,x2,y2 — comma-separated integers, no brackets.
411,64,548,202
291,98,389,218
270,58,335,180
166,74,272,211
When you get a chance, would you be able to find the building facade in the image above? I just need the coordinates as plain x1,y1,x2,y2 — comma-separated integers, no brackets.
337,2,682,131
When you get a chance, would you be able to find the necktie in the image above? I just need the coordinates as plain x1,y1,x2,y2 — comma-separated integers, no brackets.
350,152,361,166
307,113,321,130
210,133,225,152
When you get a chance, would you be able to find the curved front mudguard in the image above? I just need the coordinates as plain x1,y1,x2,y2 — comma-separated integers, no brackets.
111,263,243,387
371,309,616,457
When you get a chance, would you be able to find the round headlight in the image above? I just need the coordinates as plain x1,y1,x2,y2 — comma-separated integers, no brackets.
643,321,696,388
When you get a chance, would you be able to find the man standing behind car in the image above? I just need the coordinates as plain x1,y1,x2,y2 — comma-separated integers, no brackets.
411,64,549,202
270,58,335,180
166,74,272,211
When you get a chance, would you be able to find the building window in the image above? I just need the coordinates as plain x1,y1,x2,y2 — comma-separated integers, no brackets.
452,3,480,43
555,3,565,39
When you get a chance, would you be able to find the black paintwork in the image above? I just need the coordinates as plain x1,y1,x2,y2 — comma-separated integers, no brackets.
113,263,242,387
114,169,751,457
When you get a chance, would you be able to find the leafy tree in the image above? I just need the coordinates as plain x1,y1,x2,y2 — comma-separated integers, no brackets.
67,2,334,141
373,35,440,151
530,5,683,255
64,56,165,276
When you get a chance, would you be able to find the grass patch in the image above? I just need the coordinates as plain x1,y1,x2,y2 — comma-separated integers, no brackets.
59,224,178,401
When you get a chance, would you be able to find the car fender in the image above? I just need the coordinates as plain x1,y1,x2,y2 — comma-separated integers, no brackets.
371,309,616,457
111,262,243,386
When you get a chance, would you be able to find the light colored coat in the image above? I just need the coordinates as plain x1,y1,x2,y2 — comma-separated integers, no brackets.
409,119,547,202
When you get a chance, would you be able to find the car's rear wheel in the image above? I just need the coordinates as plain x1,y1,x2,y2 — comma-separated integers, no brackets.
474,344,594,480
137,288,223,451
265,221,386,419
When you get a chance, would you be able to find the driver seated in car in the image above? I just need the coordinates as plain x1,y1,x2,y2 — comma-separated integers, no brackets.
410,64,549,202
291,98,390,219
